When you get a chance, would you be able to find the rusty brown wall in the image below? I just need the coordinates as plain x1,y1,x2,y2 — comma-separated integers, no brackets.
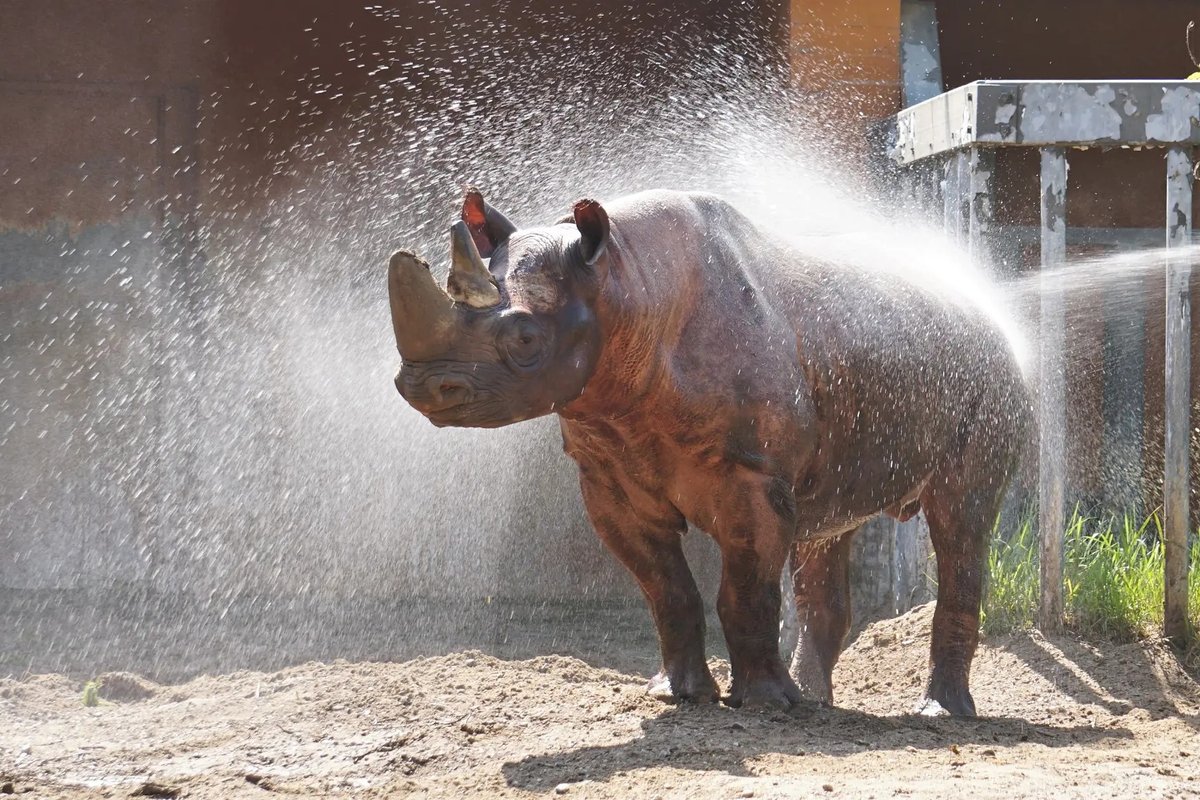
788,0,901,160
0,1,215,229
0,1,787,605
3,0,786,228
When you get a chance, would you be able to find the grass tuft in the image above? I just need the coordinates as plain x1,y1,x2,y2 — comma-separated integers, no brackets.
981,513,1200,640
981,517,1039,635
82,679,102,707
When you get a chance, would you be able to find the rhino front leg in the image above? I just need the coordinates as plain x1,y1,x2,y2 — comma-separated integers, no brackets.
787,532,854,704
579,474,719,704
715,474,802,710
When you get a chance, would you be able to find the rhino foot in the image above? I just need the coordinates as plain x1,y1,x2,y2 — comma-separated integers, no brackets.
788,645,834,705
726,667,802,711
646,665,719,704
917,682,977,717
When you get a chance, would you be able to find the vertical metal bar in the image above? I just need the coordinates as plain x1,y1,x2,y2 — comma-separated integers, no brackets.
955,150,970,245
967,146,996,271
894,513,933,612
1164,145,1193,644
914,161,937,218
1038,146,1068,633
899,0,944,107
942,152,960,241
901,166,921,214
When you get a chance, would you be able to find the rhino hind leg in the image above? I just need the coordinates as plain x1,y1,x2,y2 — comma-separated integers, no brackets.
787,532,855,704
916,491,989,717
917,398,1021,717
720,560,802,712
716,474,804,711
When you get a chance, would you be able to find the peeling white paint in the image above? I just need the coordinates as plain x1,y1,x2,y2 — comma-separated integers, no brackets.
1145,86,1200,142
890,112,915,163
959,94,974,147
1021,84,1121,142
888,81,1200,166
976,102,1018,144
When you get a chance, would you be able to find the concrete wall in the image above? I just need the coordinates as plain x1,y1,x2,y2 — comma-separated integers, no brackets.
8,0,1193,618
0,1,775,605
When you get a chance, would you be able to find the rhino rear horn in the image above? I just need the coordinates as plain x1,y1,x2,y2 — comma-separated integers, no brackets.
388,250,457,361
462,187,517,257
448,220,502,308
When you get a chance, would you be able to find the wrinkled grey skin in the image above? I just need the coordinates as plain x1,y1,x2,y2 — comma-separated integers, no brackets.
388,189,1030,715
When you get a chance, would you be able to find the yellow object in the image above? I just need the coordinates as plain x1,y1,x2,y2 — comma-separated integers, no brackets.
1188,71,1200,80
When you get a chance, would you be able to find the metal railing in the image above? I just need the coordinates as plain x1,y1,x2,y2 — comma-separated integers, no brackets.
882,80,1195,640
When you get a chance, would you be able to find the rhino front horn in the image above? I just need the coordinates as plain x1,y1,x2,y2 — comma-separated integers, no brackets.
388,250,457,361
447,220,501,308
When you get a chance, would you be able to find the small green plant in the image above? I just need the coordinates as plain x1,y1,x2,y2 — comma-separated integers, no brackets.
82,679,102,707
980,517,1039,634
1065,515,1163,640
982,512,1200,640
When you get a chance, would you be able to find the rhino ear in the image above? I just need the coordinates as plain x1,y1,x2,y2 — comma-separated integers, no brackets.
462,187,517,258
572,198,609,266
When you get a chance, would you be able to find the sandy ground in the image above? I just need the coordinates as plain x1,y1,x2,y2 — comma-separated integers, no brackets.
2,603,1198,799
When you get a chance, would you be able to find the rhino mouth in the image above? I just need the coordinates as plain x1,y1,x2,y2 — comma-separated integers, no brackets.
397,363,525,429
422,395,530,429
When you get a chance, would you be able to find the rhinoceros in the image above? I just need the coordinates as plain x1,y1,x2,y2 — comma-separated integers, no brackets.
387,188,1029,715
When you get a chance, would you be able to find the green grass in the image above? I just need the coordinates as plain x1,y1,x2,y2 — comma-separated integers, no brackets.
981,513,1200,641
82,679,102,707
982,517,1040,634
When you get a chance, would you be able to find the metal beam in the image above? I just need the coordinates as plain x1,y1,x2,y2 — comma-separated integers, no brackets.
942,150,968,244
1163,145,1193,644
941,152,959,241
1038,146,1068,633
899,0,943,108
967,147,995,270
889,81,1200,166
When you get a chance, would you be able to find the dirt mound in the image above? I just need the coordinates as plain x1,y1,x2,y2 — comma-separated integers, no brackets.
2,604,1198,799
95,672,159,703
840,603,1200,721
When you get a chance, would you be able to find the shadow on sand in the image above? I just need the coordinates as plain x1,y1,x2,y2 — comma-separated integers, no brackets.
500,700,1134,791
992,629,1200,729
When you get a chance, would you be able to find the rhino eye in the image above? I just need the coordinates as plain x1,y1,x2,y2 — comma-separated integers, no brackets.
500,316,545,370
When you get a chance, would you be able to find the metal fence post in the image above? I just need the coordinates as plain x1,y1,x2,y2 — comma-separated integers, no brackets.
942,150,970,244
1038,146,1068,633
967,146,995,270
942,152,960,241
1164,145,1193,644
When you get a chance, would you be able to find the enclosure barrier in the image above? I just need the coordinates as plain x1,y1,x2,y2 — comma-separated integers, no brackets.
883,80,1196,640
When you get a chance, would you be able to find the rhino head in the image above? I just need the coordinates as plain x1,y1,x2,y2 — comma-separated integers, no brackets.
388,189,610,428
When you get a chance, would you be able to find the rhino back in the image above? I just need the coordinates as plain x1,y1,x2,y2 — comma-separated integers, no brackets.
594,190,1027,531
603,188,1019,424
